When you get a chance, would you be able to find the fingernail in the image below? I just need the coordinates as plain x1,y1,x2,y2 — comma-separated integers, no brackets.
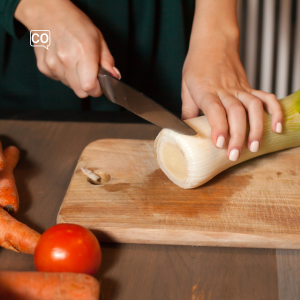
113,67,121,80
250,141,259,152
216,136,225,148
276,122,282,133
229,149,240,161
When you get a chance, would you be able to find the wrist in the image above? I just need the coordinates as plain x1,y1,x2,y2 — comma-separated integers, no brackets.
189,0,239,51
15,0,63,30
15,0,40,30
189,27,239,53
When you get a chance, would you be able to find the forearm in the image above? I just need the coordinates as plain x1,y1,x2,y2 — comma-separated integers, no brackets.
14,0,119,99
189,0,239,50
15,0,62,30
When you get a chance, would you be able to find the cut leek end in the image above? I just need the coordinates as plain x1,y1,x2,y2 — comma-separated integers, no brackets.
154,125,221,189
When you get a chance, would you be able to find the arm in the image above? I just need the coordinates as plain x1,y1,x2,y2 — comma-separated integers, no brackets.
182,0,283,161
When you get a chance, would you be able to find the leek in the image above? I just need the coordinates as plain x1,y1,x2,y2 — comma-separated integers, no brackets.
154,90,300,189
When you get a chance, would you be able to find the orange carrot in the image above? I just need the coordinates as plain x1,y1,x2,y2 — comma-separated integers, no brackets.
0,272,100,300
0,208,40,254
0,142,5,171
0,146,20,214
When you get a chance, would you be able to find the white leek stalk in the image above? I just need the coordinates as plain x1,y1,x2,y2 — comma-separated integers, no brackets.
154,90,300,189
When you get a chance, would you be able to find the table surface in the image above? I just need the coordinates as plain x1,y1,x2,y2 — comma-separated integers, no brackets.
0,120,299,300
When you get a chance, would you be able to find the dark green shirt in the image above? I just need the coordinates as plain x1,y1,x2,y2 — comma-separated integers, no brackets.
0,0,194,113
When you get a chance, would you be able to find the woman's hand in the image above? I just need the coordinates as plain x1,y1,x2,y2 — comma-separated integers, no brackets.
15,0,121,98
182,0,283,161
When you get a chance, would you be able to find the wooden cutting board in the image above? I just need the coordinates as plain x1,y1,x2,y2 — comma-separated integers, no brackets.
57,139,300,249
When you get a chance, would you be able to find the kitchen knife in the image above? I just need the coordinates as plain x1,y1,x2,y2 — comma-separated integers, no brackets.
97,67,197,136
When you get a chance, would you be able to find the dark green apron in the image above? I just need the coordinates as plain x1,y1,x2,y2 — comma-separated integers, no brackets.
0,0,194,114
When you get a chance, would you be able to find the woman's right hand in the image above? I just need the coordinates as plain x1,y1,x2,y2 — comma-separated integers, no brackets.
15,0,121,98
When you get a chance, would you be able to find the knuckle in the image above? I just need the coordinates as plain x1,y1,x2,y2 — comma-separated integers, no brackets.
57,48,72,66
81,80,96,92
57,42,87,64
267,93,277,102
220,93,235,103
228,104,245,116
249,97,263,109
208,101,224,112
241,83,252,92
76,36,98,56
45,57,57,71
231,132,245,143
75,90,89,98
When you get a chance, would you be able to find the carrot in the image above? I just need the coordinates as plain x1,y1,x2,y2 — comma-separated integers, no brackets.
0,208,40,254
0,142,5,171
0,146,20,214
0,272,100,300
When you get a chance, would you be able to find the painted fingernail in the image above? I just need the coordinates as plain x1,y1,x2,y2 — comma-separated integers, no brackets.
216,136,225,148
276,122,282,133
229,149,240,161
250,141,259,152
113,67,121,80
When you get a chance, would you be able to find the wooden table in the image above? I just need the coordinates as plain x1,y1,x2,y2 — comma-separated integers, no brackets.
0,120,298,300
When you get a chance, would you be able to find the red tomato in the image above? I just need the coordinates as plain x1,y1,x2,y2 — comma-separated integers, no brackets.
34,223,101,275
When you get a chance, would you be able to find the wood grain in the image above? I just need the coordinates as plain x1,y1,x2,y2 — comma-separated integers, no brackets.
58,139,300,249
277,249,300,300
99,244,278,300
0,120,283,300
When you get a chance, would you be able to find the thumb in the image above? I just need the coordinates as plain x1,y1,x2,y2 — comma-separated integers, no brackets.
181,105,199,120
181,84,200,120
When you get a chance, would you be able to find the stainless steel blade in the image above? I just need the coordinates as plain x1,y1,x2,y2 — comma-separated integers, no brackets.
97,68,197,136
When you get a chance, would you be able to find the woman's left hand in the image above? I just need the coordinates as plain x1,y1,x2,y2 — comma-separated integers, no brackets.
181,0,283,162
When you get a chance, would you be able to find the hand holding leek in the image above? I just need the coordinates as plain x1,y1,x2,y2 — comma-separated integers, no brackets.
155,91,300,189
182,0,283,161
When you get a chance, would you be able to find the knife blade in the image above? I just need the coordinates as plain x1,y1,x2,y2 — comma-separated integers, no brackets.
97,67,197,136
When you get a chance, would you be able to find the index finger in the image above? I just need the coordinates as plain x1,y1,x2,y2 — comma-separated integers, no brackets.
76,55,102,98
